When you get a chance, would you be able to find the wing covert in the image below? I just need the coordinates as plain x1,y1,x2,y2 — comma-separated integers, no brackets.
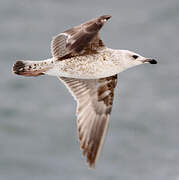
51,15,111,60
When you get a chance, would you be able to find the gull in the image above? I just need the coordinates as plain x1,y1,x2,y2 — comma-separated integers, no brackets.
12,15,157,168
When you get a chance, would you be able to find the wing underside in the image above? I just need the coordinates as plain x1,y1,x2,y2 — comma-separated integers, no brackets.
58,75,117,167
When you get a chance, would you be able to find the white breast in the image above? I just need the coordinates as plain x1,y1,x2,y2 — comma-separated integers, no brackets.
45,49,127,79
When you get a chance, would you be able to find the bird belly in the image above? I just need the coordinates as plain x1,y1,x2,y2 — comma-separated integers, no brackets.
45,54,124,79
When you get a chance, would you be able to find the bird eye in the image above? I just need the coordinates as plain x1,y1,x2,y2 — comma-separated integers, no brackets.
132,55,138,59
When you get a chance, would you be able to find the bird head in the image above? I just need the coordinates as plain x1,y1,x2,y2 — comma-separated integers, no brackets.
115,50,157,71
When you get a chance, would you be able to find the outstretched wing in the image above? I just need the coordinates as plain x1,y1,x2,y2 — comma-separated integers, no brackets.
59,75,117,167
51,15,111,60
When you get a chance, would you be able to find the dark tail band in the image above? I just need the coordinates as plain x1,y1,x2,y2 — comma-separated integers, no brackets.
12,60,45,77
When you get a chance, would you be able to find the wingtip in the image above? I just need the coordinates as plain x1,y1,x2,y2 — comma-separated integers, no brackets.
86,156,96,169
88,163,96,169
100,15,112,20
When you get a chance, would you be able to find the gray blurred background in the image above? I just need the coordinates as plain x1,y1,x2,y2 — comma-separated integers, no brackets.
0,0,179,179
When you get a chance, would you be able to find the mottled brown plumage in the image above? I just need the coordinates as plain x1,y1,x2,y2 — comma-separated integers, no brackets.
51,15,110,60
12,14,157,168
59,75,117,167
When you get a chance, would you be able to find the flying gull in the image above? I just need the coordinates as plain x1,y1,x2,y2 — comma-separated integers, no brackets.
12,15,157,167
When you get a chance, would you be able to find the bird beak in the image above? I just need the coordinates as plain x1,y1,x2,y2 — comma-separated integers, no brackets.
143,59,158,64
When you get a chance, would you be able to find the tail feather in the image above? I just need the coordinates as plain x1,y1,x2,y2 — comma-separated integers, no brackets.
12,59,52,77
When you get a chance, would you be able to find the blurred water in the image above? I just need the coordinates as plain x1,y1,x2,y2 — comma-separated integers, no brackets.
0,0,179,179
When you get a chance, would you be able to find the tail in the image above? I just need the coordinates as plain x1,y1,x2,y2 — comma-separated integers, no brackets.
12,59,53,77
